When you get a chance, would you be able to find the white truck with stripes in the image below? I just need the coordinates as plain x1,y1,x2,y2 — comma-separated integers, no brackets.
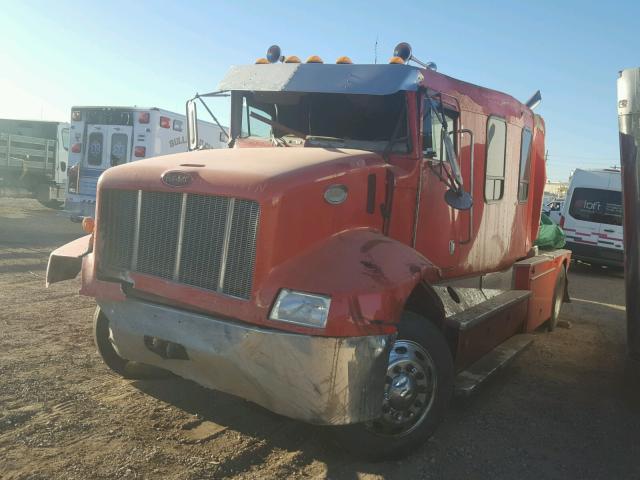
65,106,226,221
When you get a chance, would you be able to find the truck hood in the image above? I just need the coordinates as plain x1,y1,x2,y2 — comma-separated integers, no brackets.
98,147,385,199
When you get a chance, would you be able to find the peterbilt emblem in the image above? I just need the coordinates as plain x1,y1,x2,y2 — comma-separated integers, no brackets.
162,171,192,187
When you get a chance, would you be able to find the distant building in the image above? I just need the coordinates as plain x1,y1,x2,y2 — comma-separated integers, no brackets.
544,180,568,197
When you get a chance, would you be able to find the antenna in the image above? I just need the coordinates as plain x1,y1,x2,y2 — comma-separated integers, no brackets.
374,35,378,64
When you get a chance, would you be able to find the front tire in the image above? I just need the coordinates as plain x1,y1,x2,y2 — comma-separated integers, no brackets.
93,307,171,379
548,265,567,331
93,307,130,377
334,312,454,460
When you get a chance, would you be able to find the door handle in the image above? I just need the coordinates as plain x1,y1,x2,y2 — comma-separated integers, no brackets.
604,228,615,233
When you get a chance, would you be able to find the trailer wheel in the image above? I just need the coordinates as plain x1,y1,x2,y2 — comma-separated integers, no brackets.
548,266,567,331
334,312,453,460
93,307,170,379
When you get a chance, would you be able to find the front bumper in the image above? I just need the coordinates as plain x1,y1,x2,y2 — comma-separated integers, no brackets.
98,299,394,425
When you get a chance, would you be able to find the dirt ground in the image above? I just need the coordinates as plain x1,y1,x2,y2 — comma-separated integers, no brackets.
1,198,640,480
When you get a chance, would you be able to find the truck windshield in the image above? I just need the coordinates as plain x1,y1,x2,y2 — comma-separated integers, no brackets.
238,91,409,153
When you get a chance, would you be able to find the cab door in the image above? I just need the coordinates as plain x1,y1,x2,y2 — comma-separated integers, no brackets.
414,97,462,271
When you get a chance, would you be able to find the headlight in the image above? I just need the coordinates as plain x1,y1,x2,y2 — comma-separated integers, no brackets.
269,289,331,328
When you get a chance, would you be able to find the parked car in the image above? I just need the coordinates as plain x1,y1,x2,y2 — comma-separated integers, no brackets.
543,198,564,224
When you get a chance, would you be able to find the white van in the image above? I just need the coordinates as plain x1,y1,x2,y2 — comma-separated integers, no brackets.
560,168,623,267
65,106,226,220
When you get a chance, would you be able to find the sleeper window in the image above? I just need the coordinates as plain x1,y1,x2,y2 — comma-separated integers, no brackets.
485,117,507,201
518,128,532,202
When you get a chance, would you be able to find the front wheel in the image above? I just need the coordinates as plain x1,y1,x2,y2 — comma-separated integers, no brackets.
548,265,567,331
93,307,170,379
334,312,454,460
93,307,130,377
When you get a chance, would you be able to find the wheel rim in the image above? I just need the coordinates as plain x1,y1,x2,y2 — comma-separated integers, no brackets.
367,340,437,437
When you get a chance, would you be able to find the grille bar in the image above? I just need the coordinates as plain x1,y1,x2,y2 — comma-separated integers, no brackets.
217,198,235,292
99,189,259,300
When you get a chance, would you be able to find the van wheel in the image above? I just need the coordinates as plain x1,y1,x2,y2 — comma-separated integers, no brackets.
548,266,567,331
333,312,454,460
93,307,170,379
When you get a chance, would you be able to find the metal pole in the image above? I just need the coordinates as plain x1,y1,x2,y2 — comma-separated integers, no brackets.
617,68,640,376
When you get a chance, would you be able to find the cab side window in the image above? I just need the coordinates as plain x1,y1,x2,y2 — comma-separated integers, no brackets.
518,128,533,202
422,101,458,160
485,116,507,201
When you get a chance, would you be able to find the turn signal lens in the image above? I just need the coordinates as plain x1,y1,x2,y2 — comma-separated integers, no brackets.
284,55,301,63
255,57,269,64
82,216,95,234
138,112,150,124
336,56,353,64
389,56,405,64
306,55,323,63
134,146,146,157
159,116,170,128
559,215,565,228
71,143,81,153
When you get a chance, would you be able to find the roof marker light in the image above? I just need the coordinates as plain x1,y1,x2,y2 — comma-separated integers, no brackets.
255,57,269,64
284,55,301,63
336,56,353,64
306,55,323,64
389,56,405,64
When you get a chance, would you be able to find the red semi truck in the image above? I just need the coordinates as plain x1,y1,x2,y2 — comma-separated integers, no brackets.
47,43,571,458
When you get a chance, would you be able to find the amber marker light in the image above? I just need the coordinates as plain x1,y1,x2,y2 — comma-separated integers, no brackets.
389,56,405,64
82,217,95,234
336,56,353,64
255,57,269,64
284,55,301,63
306,55,323,63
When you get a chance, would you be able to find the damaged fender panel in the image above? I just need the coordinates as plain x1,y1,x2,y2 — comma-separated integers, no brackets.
100,298,394,425
258,229,441,336
46,235,92,286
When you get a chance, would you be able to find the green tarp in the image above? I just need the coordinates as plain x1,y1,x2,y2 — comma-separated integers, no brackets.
535,213,566,250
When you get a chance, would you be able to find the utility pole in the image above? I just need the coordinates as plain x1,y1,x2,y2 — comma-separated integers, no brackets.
617,67,640,382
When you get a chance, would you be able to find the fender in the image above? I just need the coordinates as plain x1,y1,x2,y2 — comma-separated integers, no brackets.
46,235,93,287
257,228,442,337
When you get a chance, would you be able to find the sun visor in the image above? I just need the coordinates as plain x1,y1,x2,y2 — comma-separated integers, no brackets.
218,64,422,96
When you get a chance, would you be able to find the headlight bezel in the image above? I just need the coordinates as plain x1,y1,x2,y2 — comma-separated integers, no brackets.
269,288,331,329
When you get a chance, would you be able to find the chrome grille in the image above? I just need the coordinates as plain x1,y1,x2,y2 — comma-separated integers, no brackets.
99,189,260,300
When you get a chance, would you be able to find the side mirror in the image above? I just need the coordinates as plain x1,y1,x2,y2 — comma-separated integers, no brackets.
186,99,198,151
445,188,473,210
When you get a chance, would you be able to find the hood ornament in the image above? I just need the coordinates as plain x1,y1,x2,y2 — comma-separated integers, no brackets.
162,171,193,187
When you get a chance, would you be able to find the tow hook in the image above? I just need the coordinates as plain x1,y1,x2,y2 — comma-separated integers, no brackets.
143,335,189,360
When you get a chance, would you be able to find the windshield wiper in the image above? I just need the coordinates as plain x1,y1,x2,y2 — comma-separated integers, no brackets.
382,104,407,162
249,112,306,140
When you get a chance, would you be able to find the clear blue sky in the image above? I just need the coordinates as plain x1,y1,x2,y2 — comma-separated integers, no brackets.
1,0,637,181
